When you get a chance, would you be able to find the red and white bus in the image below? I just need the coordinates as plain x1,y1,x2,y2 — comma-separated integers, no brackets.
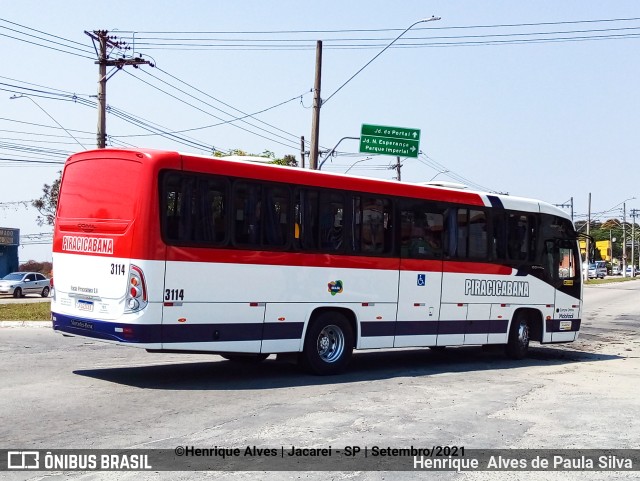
51,148,583,374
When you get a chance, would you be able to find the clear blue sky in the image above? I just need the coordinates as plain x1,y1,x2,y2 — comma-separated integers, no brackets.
1,0,639,261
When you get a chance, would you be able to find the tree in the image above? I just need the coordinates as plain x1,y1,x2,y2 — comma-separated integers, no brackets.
20,260,53,277
32,172,61,227
271,154,298,167
213,149,298,167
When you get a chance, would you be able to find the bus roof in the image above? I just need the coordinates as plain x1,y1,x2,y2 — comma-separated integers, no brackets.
65,148,570,221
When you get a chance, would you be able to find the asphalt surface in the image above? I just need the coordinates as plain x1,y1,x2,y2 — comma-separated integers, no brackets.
1,281,639,480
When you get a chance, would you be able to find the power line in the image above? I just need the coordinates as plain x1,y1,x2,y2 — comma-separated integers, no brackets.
0,135,93,145
119,19,640,51
121,69,300,150
140,67,306,146
0,81,225,153
0,18,90,49
0,18,94,59
416,153,497,193
106,104,218,152
0,156,65,165
117,17,640,35
119,67,310,141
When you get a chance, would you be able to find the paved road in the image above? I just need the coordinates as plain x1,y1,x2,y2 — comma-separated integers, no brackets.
1,283,639,480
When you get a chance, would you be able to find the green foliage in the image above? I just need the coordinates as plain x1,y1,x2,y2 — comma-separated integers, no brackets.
214,149,297,167
32,171,61,227
270,154,298,167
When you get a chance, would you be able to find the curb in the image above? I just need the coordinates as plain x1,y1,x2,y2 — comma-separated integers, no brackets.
0,321,51,328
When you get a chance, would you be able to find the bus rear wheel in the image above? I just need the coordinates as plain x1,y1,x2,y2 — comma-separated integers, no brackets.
301,312,353,375
505,313,530,360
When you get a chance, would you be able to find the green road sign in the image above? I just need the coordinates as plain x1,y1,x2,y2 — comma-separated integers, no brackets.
359,124,421,158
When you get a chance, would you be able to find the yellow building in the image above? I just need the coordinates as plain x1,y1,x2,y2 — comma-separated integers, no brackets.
579,239,612,262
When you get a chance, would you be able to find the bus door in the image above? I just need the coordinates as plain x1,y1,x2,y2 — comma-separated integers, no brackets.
551,239,582,342
394,205,443,348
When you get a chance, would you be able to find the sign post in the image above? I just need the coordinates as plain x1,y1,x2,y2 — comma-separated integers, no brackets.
359,124,421,158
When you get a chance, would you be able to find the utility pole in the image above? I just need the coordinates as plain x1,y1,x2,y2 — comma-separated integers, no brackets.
395,156,402,181
585,193,591,281
300,136,306,169
86,30,154,148
553,198,574,222
570,196,574,222
631,208,639,275
622,202,627,276
309,40,322,170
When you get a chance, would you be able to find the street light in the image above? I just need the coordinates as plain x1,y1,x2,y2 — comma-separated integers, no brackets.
322,16,442,106
344,157,372,174
10,94,87,150
318,136,360,170
309,15,441,168
428,170,450,182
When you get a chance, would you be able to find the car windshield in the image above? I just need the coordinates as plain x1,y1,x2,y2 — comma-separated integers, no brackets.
2,273,24,281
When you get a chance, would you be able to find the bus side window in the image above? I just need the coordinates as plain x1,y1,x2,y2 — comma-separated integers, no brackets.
294,189,319,250
508,214,530,261
558,245,576,279
468,209,487,258
457,209,468,258
163,173,183,241
263,185,290,247
351,196,392,255
400,200,443,259
233,182,262,246
194,178,227,244
491,212,507,260
399,209,413,258
319,192,344,251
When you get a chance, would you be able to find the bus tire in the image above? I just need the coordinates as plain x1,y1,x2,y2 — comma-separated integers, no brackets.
505,313,530,360
219,353,269,363
301,312,353,375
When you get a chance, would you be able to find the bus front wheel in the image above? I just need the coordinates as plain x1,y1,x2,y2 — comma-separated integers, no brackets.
505,313,530,360
301,312,354,375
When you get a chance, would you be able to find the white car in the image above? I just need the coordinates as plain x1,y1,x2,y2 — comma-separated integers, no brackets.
0,272,51,298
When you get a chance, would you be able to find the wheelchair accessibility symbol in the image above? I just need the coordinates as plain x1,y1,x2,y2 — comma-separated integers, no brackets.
417,274,426,286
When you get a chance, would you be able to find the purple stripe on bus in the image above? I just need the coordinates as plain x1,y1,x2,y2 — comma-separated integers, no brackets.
52,313,161,343
52,313,304,344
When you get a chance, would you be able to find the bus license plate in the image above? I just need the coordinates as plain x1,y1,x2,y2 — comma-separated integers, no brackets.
77,299,94,312
559,320,573,331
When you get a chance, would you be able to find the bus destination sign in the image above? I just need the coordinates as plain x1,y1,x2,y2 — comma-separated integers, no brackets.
359,124,421,158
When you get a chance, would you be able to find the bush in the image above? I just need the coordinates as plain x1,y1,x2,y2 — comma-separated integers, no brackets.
19,260,53,277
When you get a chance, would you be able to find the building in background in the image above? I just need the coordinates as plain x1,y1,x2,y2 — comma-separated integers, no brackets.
0,227,19,277
579,239,613,262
